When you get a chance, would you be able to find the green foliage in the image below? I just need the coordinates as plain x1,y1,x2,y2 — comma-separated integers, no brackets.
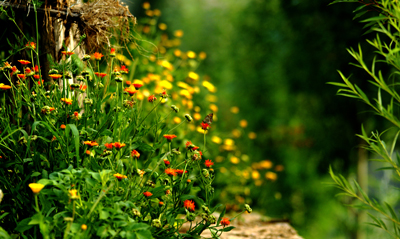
330,0,400,237
0,1,250,238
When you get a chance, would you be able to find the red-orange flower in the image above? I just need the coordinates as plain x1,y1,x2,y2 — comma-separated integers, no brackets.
143,191,153,197
148,95,157,102
61,98,73,105
113,142,126,149
79,84,87,91
95,72,107,78
104,143,113,149
201,122,210,130
110,48,115,55
184,199,195,211
61,51,74,56
124,87,137,95
165,168,176,176
17,74,26,80
133,83,143,89
120,65,129,73
163,134,177,141
0,83,11,90
176,169,188,175
34,75,40,80
25,68,32,74
114,173,127,180
220,217,230,227
131,149,140,158
26,42,36,49
93,52,104,60
18,60,31,65
185,141,193,148
34,65,39,72
60,124,66,129
84,141,98,147
86,150,91,155
164,159,170,166
125,80,132,85
37,79,44,85
205,159,214,168
49,74,62,79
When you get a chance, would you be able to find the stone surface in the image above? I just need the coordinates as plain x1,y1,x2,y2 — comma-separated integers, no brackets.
181,212,303,239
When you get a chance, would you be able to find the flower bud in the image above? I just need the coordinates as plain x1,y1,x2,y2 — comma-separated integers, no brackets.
245,204,252,213
172,148,181,155
171,105,179,113
132,208,141,217
146,180,156,188
114,76,123,82
151,219,162,228
98,83,104,88
70,83,80,89
186,212,196,222
207,214,216,224
202,169,209,178
48,69,58,74
202,205,210,214
76,75,85,81
82,54,91,61
185,114,193,122
84,98,93,105
201,212,208,221
81,70,89,76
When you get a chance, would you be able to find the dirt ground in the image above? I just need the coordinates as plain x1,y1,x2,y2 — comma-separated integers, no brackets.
182,212,303,239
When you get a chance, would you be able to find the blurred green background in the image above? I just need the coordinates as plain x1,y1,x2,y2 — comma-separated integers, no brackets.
126,0,386,238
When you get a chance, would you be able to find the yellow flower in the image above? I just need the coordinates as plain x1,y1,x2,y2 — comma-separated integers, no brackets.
158,23,167,30
260,160,273,169
202,81,216,93
230,156,240,164
239,119,248,128
232,129,241,138
209,104,218,112
29,183,45,194
81,224,88,230
69,189,79,199
199,52,207,60
211,136,222,144
188,72,199,81
230,106,239,114
206,95,218,103
248,132,257,139
174,49,182,57
173,117,181,124
142,2,150,9
174,30,184,38
193,113,201,121
251,170,260,180
187,51,196,58
179,89,192,99
158,80,173,90
159,60,173,71
265,172,278,181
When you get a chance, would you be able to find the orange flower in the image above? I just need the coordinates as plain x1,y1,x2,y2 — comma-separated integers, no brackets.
34,75,40,80
34,65,39,72
110,48,116,56
205,159,214,168
61,51,74,56
183,199,195,211
124,87,137,95
131,149,140,158
61,98,73,105
18,60,31,65
165,168,176,176
159,201,164,206
220,217,230,227
86,150,91,155
17,74,26,80
113,142,126,149
148,95,157,102
69,189,79,199
114,173,127,180
60,124,66,129
49,74,62,79
143,191,153,197
185,141,193,148
163,134,177,141
104,143,113,149
37,79,44,85
0,83,11,90
93,52,104,60
83,141,98,147
125,80,131,85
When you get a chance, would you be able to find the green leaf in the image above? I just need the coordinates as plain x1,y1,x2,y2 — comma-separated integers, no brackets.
217,206,226,226
219,226,235,232
66,124,80,164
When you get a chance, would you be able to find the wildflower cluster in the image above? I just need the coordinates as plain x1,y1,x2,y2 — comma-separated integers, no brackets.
0,2,252,238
